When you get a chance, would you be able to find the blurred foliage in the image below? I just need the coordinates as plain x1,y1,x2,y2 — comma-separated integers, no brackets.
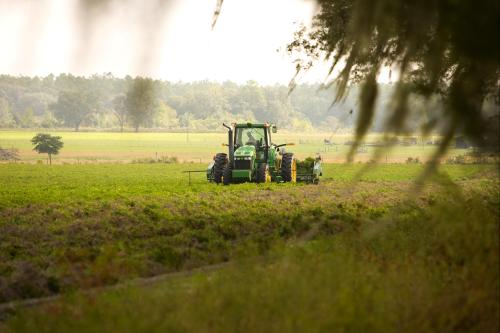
212,0,224,29
289,0,499,162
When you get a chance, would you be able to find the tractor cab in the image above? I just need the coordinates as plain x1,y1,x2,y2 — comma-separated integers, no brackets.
235,126,267,148
234,123,271,164
234,125,269,149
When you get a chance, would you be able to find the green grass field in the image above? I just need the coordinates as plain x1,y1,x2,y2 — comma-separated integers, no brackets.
0,130,469,163
0,162,498,332
0,163,489,207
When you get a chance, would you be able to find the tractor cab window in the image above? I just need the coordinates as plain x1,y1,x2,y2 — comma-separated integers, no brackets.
235,127,266,148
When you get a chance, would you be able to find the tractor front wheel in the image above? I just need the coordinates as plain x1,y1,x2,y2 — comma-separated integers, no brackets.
213,153,227,184
281,153,297,182
256,163,271,183
222,164,233,185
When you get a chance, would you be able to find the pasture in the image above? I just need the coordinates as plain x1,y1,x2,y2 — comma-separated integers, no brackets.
0,161,498,332
0,130,469,163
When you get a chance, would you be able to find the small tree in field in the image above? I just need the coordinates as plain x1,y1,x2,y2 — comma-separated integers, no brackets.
31,133,64,165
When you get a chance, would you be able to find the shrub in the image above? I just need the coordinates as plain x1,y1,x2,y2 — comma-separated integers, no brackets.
131,156,179,164
406,157,420,164
446,155,466,164
0,146,20,161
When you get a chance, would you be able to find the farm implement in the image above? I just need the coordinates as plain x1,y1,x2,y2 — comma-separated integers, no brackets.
207,122,322,185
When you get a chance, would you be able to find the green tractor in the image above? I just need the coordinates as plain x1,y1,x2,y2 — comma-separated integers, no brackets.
207,122,322,185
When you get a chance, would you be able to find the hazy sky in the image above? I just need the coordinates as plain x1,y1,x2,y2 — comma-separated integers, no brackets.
0,0,336,84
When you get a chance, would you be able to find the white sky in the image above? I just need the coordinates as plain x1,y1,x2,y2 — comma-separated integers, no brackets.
159,0,336,84
0,0,393,84
0,0,339,84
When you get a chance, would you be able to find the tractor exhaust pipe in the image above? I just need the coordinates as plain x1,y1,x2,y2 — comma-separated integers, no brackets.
223,123,234,167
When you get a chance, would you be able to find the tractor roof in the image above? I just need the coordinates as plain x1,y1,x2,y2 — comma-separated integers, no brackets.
234,122,273,128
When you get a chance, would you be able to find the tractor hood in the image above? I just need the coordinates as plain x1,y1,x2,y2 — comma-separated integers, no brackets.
234,145,256,158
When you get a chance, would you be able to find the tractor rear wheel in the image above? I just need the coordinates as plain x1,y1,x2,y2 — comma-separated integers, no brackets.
213,153,227,184
256,163,271,183
222,163,233,185
281,153,297,182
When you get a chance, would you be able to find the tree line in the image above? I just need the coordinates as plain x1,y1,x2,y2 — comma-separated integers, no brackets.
0,74,455,133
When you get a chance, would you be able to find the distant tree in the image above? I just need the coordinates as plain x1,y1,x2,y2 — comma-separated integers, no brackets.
112,94,127,132
52,90,99,131
239,82,267,122
0,97,15,128
40,110,58,129
31,133,64,165
264,87,293,124
16,92,55,117
15,107,35,128
155,101,179,129
125,78,158,132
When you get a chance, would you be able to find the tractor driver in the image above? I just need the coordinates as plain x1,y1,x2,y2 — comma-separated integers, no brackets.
246,131,257,146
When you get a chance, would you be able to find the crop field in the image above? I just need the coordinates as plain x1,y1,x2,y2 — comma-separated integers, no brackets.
0,130,469,163
0,161,498,332
0,0,498,331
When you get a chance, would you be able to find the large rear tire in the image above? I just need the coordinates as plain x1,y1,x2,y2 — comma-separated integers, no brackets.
256,163,271,183
213,153,227,184
222,164,233,185
281,153,297,183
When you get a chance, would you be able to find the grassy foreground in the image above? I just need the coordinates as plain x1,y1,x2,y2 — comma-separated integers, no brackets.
0,163,498,332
